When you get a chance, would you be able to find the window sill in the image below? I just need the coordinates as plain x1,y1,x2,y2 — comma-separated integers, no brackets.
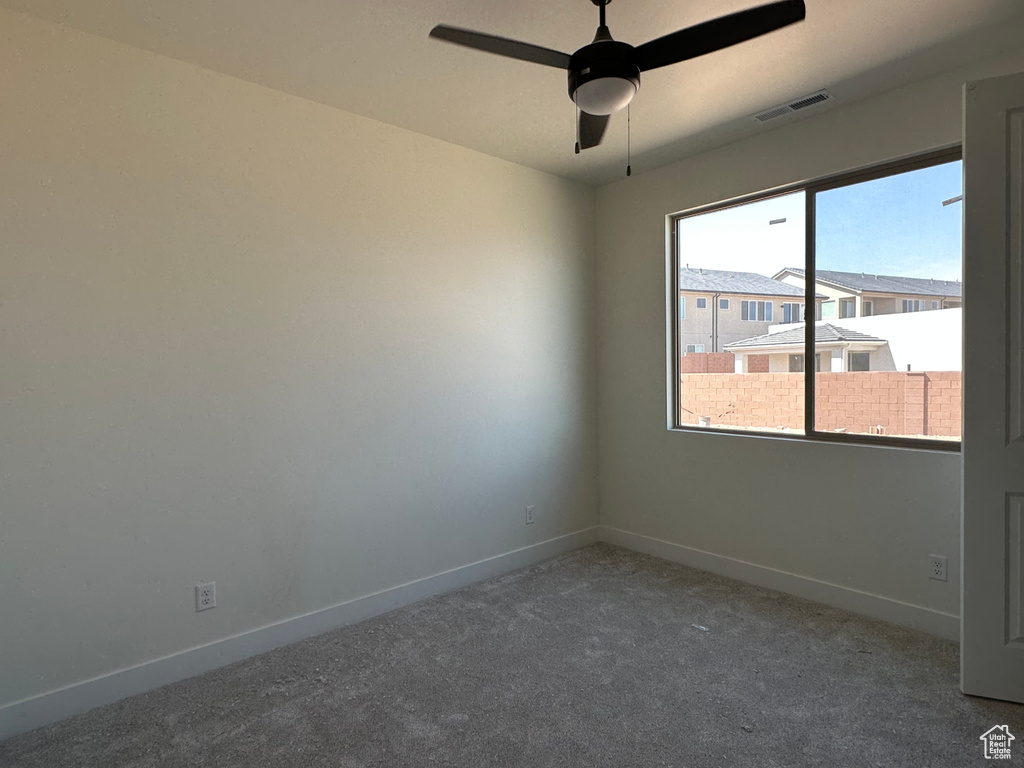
667,424,961,454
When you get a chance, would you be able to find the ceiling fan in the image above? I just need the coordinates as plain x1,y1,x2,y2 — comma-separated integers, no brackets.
430,0,806,155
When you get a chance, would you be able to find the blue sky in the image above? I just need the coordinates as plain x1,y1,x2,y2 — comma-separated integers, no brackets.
677,160,963,281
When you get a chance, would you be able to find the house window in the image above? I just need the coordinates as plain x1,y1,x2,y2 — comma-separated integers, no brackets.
719,299,730,310
696,298,707,309
782,302,804,324
672,149,961,448
789,353,822,373
685,344,706,354
741,300,773,321
849,352,870,372
679,296,685,320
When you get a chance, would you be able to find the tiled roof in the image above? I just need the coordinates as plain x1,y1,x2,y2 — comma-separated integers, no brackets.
678,268,811,297
724,323,887,350
777,268,961,298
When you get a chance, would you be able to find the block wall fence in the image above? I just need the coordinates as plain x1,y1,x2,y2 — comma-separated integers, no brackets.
679,370,961,438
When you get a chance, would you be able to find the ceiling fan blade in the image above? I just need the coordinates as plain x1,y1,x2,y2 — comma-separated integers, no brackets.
430,25,571,69
578,112,610,150
634,0,806,72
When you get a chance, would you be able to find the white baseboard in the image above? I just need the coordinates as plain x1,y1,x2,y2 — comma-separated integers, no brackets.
598,525,959,642
0,526,598,743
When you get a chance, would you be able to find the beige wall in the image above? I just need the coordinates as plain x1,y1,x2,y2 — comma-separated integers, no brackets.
822,291,955,317
596,47,1024,622
780,273,859,318
0,10,597,708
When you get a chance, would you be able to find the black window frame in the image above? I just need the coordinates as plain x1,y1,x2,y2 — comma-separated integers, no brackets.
669,146,961,452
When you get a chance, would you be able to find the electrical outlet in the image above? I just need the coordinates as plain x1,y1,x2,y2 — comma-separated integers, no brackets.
525,505,535,525
195,582,216,611
929,555,948,582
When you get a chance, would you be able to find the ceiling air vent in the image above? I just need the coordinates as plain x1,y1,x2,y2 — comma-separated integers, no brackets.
751,89,833,123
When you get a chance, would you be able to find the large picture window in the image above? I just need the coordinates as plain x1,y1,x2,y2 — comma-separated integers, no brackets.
671,149,962,449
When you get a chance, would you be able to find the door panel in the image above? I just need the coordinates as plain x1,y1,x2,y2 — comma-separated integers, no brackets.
1010,108,1024,444
961,71,1024,701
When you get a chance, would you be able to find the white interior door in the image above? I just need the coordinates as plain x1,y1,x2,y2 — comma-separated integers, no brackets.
962,70,1024,701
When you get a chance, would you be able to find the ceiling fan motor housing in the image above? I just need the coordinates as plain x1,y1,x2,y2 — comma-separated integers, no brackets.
568,40,641,115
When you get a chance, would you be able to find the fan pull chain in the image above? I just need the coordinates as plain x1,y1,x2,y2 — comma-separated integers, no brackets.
575,106,581,154
626,104,632,177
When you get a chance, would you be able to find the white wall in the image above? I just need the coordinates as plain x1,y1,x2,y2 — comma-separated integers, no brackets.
816,309,963,372
595,49,1024,626
0,10,597,711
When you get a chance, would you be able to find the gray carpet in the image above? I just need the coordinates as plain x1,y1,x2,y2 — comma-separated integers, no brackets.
3,543,1022,767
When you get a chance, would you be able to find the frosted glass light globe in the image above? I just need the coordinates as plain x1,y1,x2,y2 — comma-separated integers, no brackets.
573,77,636,116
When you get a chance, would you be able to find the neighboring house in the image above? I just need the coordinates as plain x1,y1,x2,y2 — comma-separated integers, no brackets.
773,268,961,319
724,323,889,373
678,267,825,353
724,306,963,374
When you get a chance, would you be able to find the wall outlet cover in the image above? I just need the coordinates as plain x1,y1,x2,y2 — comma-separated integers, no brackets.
195,582,216,611
929,555,948,582
525,505,535,525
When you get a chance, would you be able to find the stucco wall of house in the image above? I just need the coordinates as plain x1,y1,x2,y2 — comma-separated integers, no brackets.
768,352,798,373
862,293,959,315
781,272,961,319
809,285,858,318
820,288,955,318
680,291,806,352
868,296,899,315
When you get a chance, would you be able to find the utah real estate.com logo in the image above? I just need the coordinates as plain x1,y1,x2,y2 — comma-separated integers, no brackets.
980,725,1015,760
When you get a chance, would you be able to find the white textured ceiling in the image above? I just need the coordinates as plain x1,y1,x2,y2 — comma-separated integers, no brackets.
4,0,1024,185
